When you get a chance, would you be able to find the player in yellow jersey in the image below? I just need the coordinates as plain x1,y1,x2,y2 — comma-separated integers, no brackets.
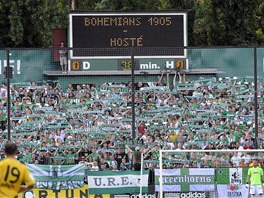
0,142,35,198
247,159,264,198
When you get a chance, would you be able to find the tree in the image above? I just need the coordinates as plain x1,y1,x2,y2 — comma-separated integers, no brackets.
31,0,68,47
0,0,263,47
208,0,260,45
256,1,264,45
0,0,68,47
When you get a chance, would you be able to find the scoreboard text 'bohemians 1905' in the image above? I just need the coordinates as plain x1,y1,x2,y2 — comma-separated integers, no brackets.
69,12,187,58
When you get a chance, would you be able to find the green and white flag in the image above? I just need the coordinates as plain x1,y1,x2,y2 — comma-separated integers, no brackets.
155,168,214,192
27,164,85,190
88,170,149,194
216,168,249,198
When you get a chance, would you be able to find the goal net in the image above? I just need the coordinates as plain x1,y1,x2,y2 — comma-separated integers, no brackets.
156,149,264,198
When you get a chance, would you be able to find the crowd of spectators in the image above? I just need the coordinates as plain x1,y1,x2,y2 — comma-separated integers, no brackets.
0,76,263,170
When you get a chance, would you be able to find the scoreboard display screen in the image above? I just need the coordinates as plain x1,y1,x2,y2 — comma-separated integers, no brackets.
69,12,187,58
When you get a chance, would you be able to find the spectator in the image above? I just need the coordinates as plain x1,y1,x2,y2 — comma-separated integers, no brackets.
59,41,68,74
120,158,131,171
230,152,241,167
91,161,99,171
244,140,254,150
126,145,142,171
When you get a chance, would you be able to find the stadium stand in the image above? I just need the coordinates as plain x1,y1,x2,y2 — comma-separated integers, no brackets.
0,76,263,170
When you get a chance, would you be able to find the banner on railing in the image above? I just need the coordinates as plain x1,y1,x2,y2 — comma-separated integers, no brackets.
27,164,85,190
88,170,149,195
216,168,248,198
18,185,111,198
154,168,215,192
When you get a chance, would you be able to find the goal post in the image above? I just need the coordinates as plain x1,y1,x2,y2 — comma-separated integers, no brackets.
157,149,264,198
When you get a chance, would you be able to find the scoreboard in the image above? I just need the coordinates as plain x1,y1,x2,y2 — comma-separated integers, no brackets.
69,12,187,59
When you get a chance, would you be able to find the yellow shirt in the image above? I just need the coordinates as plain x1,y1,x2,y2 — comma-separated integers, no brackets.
248,162,261,167
0,158,35,198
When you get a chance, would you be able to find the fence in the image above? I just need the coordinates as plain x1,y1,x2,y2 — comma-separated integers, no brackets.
0,46,263,164
0,46,263,198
